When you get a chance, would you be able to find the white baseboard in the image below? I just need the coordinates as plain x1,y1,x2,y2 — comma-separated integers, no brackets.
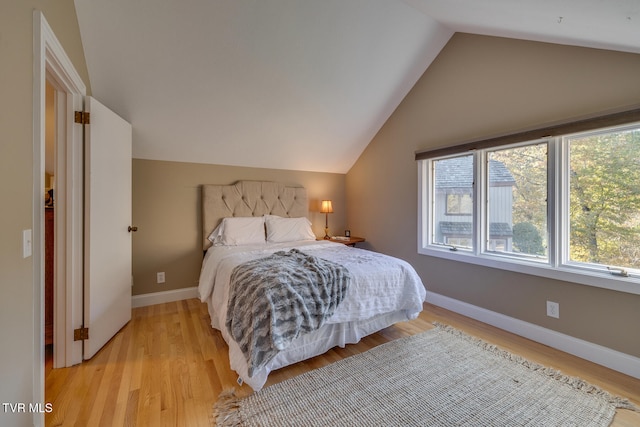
132,286,199,308
426,291,640,379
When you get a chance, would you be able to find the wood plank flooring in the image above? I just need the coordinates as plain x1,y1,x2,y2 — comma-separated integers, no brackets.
45,299,640,426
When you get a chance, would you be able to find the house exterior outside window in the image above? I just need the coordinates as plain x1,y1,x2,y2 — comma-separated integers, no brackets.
433,155,515,251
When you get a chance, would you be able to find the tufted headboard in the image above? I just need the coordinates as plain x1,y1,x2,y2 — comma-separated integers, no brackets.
202,181,309,250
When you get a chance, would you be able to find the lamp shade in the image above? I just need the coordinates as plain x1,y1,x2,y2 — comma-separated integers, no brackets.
320,200,333,213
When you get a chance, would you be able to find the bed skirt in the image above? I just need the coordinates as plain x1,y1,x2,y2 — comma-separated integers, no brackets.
206,299,417,391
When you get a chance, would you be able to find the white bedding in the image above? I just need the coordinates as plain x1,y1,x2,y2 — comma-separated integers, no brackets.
198,240,426,390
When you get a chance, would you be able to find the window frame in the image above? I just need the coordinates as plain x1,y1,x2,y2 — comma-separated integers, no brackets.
417,117,640,296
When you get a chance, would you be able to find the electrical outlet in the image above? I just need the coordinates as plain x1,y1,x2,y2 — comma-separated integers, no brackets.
546,301,559,318
157,272,165,284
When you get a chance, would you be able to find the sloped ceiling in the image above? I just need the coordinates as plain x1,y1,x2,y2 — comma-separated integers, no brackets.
74,0,640,173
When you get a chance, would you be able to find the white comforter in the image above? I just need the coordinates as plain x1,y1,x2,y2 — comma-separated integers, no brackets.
198,240,426,390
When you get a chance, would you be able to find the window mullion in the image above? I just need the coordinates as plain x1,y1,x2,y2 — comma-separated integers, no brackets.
475,150,485,256
557,137,570,268
417,160,429,251
548,138,560,268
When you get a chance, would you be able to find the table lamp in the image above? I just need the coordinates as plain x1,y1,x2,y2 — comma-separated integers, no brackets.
320,200,333,239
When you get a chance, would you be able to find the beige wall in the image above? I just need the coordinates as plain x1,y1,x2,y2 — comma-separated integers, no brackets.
346,33,640,357
132,159,346,296
0,1,90,426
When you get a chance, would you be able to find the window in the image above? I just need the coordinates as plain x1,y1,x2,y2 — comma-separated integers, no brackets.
418,118,640,295
432,155,474,250
446,193,473,215
566,126,640,272
487,143,547,259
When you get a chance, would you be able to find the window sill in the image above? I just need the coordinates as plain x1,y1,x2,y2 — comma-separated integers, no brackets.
418,246,640,296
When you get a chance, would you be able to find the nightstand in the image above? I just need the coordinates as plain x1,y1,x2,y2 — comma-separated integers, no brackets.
328,236,365,247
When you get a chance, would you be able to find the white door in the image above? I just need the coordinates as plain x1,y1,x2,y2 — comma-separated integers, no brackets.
83,96,133,359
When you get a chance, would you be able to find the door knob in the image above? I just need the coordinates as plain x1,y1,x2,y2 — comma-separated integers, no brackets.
128,226,138,232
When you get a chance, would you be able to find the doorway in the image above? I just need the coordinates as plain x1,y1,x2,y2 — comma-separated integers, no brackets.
35,13,133,426
41,70,84,370
44,79,56,375
34,14,88,424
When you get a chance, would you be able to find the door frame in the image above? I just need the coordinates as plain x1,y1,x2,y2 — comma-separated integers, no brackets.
33,10,86,425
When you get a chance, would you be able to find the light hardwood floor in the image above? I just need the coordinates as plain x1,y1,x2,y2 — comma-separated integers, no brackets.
45,299,640,426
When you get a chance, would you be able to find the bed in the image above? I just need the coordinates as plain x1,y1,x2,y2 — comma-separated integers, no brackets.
198,181,426,391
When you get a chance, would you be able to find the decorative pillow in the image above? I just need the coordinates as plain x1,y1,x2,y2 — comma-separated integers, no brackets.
207,216,266,246
265,215,316,243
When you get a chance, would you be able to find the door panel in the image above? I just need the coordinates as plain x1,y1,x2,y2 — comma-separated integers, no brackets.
84,96,132,359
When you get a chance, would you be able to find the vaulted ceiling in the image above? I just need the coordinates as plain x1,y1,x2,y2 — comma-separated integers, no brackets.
74,0,640,173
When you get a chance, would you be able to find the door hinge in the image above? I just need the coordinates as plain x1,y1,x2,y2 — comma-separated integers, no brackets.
74,327,89,341
74,111,90,125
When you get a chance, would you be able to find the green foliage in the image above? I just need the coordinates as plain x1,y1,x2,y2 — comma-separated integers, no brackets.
513,222,545,255
491,125,640,270
568,127,640,268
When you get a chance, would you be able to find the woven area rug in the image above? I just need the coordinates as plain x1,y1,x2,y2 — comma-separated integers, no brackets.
214,323,637,426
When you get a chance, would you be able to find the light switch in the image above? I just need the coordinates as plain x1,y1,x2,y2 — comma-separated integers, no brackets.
23,229,32,258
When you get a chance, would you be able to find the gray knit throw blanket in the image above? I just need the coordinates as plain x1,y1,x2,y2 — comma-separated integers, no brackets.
226,249,351,377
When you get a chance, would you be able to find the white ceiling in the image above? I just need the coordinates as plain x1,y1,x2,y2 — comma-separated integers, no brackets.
73,0,640,174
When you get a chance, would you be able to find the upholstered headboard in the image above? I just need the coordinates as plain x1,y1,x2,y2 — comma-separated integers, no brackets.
202,181,309,250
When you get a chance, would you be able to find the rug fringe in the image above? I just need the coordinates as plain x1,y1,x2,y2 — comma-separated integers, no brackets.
432,322,640,413
213,388,244,426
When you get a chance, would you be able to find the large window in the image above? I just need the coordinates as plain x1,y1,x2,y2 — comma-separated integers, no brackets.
567,126,640,271
418,120,640,295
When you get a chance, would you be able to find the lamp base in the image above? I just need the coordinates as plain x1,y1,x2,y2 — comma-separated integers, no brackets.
323,227,330,240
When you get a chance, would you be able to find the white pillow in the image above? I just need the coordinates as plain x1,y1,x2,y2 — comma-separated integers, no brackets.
265,215,316,243
207,216,266,246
